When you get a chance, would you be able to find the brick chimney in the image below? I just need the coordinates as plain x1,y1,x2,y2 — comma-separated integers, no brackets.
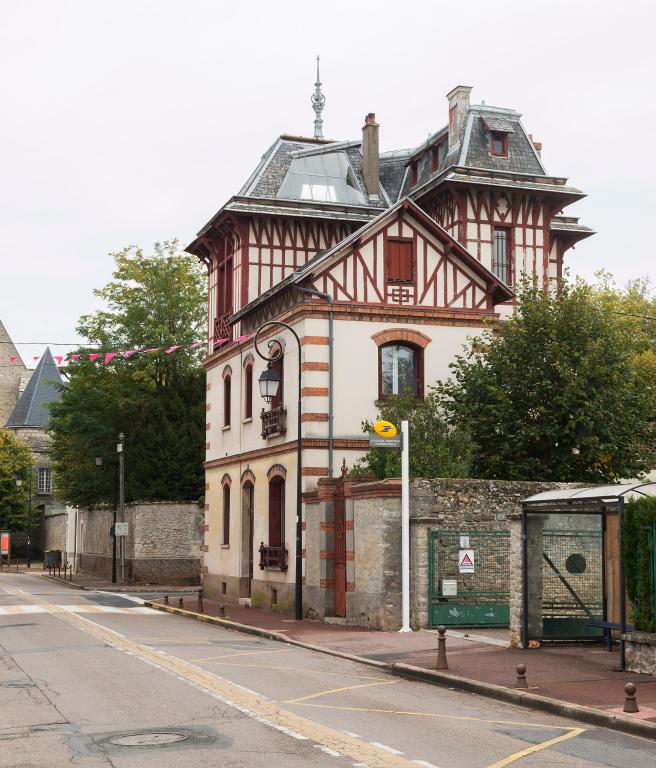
362,113,380,198
528,133,543,157
446,85,472,150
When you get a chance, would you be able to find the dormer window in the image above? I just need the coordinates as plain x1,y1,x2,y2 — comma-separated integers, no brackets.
410,161,418,186
491,131,508,157
431,140,447,171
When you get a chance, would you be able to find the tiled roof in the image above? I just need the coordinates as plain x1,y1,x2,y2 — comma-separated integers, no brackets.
5,347,64,429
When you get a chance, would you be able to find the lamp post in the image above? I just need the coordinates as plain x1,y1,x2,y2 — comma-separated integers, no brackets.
254,321,303,621
15,471,32,569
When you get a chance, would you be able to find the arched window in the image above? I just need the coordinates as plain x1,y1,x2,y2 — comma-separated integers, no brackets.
268,476,285,548
222,478,231,546
223,368,232,427
379,342,423,399
244,362,253,419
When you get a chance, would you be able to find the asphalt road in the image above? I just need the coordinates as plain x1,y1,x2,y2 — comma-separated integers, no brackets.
1,574,654,768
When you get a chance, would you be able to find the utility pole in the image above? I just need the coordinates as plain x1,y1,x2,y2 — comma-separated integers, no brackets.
111,458,117,584
117,433,125,583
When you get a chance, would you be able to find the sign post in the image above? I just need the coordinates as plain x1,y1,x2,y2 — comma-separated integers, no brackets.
400,419,411,632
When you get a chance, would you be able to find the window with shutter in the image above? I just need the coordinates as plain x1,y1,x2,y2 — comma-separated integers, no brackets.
386,238,414,283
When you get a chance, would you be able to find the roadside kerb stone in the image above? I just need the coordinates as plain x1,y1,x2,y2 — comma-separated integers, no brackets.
143,600,656,741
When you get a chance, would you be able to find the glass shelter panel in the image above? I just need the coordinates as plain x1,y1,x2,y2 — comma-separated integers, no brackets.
525,513,604,640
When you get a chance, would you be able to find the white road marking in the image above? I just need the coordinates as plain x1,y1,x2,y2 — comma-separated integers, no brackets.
315,745,342,757
370,743,404,756
0,604,164,616
343,731,362,738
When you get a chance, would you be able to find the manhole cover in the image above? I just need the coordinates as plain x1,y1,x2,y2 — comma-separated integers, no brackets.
109,732,188,747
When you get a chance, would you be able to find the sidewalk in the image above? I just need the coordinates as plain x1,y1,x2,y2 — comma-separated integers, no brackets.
35,573,656,721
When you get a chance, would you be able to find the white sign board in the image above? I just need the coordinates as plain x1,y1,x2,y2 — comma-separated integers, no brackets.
442,579,458,596
115,522,129,537
459,535,470,548
458,549,475,573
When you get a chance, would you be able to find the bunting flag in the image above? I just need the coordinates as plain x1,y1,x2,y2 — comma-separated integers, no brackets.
4,334,254,366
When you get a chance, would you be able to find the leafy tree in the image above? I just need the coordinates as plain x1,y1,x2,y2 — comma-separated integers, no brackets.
49,241,207,507
0,429,33,529
352,392,472,480
436,278,655,482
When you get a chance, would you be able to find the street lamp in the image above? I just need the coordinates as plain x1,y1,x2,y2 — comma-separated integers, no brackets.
254,321,303,621
15,471,32,569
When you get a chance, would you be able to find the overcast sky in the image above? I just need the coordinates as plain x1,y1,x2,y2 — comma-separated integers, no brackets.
1,0,654,365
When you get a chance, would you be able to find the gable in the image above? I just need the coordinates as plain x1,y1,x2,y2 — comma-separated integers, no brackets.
305,205,508,311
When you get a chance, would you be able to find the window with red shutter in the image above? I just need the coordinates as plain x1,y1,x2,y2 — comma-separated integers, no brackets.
386,238,414,283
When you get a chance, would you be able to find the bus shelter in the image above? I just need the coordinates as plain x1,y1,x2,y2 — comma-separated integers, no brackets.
521,482,656,669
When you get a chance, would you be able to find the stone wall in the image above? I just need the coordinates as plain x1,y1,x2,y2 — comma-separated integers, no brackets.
74,501,204,585
624,632,656,674
303,475,580,632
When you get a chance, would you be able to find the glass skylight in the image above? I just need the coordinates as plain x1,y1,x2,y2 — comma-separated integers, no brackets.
277,152,365,205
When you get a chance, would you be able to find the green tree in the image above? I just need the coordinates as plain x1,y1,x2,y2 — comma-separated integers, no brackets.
49,241,207,507
0,429,33,529
436,278,655,482
352,392,472,480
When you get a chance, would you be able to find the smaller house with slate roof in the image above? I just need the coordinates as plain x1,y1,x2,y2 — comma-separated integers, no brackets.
186,73,594,615
5,348,68,556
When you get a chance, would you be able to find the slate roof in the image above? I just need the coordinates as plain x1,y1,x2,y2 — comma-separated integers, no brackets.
5,347,64,428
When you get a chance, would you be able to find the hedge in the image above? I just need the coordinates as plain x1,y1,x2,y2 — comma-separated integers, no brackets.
623,496,656,632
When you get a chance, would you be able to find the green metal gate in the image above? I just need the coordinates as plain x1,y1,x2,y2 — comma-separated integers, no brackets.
428,530,510,627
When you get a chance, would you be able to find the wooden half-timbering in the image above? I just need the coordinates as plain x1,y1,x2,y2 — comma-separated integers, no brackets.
306,205,498,311
424,186,569,294
247,216,355,301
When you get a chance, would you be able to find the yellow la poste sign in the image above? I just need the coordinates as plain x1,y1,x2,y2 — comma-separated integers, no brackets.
373,420,398,439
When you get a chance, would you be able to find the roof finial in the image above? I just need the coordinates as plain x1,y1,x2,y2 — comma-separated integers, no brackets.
311,55,325,139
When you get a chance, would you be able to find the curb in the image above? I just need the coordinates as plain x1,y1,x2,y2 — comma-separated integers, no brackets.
144,600,656,741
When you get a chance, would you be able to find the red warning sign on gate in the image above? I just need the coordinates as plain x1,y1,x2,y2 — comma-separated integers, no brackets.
0,531,9,557
458,549,474,573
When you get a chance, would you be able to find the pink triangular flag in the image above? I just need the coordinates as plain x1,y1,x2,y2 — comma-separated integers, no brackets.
190,341,204,349
214,338,228,346
144,347,161,354
54,356,63,365
165,345,181,354
235,335,247,343
123,349,138,358
9,355,16,363
69,354,80,362
104,353,117,364
33,356,40,362
89,354,100,362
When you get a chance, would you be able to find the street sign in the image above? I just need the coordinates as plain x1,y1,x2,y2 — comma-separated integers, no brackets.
1,531,9,556
369,433,402,448
459,549,475,573
373,420,398,438
115,523,129,537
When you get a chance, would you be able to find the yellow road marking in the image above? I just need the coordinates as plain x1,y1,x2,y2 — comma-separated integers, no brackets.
195,661,385,681
193,648,292,661
285,679,399,704
294,702,574,731
486,727,585,767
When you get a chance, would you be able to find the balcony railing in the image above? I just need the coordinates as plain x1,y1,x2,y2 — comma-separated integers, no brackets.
213,311,233,347
259,543,288,571
260,406,287,439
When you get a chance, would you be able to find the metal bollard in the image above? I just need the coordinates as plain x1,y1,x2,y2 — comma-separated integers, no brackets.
68,564,73,582
515,664,528,689
163,594,169,606
197,589,204,613
219,604,225,618
436,625,449,670
177,596,184,609
623,682,639,713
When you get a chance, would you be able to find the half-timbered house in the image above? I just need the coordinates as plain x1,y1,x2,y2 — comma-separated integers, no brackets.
186,77,593,613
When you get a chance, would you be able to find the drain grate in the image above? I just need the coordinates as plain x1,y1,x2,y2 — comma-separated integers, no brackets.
109,732,188,747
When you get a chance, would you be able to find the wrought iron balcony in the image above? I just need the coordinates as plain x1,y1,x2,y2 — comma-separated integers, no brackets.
213,311,233,347
260,406,286,439
259,543,288,571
